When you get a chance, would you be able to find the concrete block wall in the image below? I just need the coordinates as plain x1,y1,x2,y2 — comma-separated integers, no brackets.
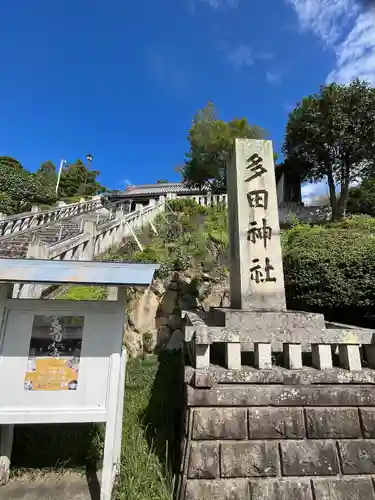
180,378,375,500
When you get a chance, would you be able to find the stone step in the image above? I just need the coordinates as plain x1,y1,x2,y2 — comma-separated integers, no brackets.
0,471,98,500
0,207,113,258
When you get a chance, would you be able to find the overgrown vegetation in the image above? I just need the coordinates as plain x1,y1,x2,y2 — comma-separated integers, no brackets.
12,423,103,472
110,199,375,325
108,198,229,280
348,179,375,217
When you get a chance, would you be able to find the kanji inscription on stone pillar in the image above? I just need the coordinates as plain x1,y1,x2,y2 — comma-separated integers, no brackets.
227,138,286,311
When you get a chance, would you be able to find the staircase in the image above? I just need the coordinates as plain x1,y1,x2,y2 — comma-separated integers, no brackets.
0,209,114,259
0,198,164,263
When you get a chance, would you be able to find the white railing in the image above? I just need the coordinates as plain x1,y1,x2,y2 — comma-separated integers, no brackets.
0,199,102,238
191,194,228,206
16,201,165,298
179,194,228,206
180,194,326,223
29,200,165,262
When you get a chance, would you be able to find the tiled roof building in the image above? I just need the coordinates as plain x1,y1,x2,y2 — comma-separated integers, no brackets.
108,166,301,211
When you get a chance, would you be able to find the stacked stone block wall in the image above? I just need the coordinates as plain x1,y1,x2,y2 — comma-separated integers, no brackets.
180,380,375,499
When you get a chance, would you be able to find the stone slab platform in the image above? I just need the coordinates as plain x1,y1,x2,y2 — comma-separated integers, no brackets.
0,471,99,500
185,365,375,387
212,307,326,331
185,309,375,350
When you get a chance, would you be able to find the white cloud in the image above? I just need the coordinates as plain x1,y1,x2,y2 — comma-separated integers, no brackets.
301,178,362,205
225,44,253,68
287,0,375,85
266,71,282,85
147,50,190,94
327,13,375,83
199,0,239,9
301,182,328,204
222,45,275,69
287,0,355,45
257,51,274,61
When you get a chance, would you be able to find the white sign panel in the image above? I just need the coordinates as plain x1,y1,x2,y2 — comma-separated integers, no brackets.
0,299,123,424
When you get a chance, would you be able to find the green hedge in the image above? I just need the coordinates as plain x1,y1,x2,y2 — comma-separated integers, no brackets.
283,215,375,325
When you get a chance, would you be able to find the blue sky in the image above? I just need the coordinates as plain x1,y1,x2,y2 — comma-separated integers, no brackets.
0,0,374,202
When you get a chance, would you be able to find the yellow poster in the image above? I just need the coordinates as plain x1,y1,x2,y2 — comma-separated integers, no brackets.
24,315,84,392
25,357,79,391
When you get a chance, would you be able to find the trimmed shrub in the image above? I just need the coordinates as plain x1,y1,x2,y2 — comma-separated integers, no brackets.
283,215,375,324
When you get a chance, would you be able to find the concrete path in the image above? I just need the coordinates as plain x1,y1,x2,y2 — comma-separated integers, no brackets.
0,471,100,500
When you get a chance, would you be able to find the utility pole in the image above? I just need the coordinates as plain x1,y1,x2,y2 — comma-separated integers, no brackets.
84,153,93,195
55,158,66,195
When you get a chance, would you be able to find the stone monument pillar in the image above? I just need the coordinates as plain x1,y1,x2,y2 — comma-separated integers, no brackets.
227,138,286,311
178,137,375,500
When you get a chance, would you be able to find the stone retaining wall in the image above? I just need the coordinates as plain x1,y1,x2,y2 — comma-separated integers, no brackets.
180,376,375,499
179,309,375,499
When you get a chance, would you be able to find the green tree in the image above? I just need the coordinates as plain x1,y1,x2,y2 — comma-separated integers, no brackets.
0,158,56,214
27,172,57,205
283,79,375,220
0,156,23,170
59,159,86,197
183,102,266,190
58,159,104,198
0,155,107,215
0,192,15,214
347,179,375,216
38,160,57,178
37,161,58,198
156,180,169,184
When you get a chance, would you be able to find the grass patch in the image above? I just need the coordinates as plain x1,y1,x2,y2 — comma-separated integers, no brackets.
114,352,183,500
57,285,107,300
11,354,183,500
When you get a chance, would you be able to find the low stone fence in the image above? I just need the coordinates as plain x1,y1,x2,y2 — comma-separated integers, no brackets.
185,310,375,372
179,309,375,499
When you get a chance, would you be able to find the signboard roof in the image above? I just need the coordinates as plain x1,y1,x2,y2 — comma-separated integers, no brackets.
0,258,159,286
